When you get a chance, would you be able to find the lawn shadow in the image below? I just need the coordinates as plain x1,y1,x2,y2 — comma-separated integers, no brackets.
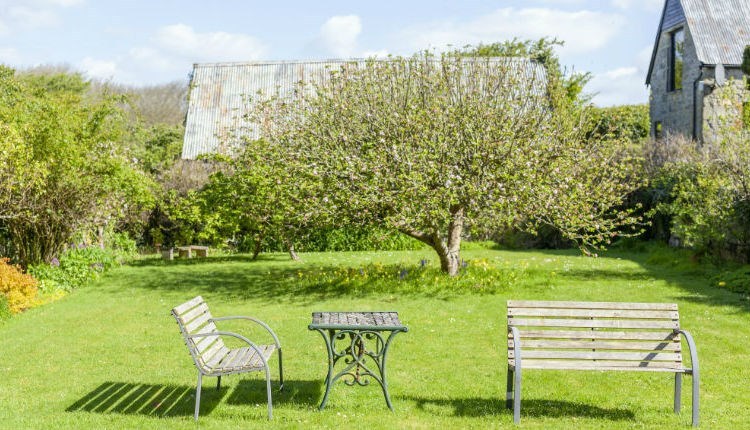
225,379,323,407
404,395,635,421
66,381,223,417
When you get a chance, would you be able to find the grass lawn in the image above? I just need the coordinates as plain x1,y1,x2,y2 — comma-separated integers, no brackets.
0,245,748,429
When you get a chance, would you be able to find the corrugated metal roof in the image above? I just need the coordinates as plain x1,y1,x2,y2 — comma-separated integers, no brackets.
682,0,750,65
647,0,750,84
182,58,546,160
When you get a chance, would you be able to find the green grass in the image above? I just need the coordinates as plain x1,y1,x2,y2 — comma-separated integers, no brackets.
1,245,748,429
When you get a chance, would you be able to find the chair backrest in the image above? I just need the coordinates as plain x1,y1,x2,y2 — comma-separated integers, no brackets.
507,300,684,371
172,296,230,372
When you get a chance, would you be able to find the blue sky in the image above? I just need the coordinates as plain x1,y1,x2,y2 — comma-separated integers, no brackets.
0,0,665,106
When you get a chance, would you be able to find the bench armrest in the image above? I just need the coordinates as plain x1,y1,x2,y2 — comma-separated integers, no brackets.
211,316,281,348
509,326,522,370
678,329,699,375
188,330,271,369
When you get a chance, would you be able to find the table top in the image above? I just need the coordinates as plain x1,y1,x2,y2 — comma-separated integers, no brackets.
309,311,408,331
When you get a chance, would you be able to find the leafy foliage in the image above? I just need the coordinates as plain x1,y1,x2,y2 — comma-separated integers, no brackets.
0,66,154,266
28,245,123,293
251,51,642,274
0,257,38,314
586,104,650,143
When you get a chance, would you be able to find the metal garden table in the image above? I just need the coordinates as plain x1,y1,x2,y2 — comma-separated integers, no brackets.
308,311,408,410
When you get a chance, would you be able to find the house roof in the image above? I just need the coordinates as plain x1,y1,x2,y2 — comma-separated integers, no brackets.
181,58,546,160
646,0,750,85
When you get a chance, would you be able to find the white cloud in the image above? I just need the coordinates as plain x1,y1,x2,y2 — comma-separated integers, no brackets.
79,56,118,81
151,24,268,62
401,7,626,55
319,15,362,57
611,0,663,12
362,49,390,59
589,66,648,106
0,0,83,32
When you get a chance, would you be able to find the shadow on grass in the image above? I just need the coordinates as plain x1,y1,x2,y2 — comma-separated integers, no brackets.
225,379,323,407
404,395,635,420
65,381,220,417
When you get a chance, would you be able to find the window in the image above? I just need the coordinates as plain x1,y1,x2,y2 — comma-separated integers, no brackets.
669,28,685,91
654,121,663,139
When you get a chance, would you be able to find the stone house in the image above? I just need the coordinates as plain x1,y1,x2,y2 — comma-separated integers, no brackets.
646,0,750,142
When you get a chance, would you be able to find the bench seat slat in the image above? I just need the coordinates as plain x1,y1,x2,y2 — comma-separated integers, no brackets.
514,329,680,341
508,318,679,330
509,339,681,351
509,359,683,371
510,349,681,361
508,300,677,311
508,308,679,319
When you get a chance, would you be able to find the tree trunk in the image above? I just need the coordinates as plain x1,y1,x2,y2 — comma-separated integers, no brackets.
252,238,262,260
400,206,464,276
284,238,300,261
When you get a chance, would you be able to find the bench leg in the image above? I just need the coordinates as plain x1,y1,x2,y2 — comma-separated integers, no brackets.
674,373,682,413
195,372,203,421
513,367,522,425
506,368,514,409
691,370,699,427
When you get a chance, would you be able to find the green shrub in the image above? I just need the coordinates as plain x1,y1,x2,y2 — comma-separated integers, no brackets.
29,246,121,292
586,104,649,143
237,227,424,254
0,257,38,313
713,267,750,295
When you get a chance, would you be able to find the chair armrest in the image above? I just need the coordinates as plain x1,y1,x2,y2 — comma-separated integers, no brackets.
189,331,270,369
211,316,281,348
679,329,699,375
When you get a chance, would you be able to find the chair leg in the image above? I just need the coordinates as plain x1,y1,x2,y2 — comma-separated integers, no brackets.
195,372,203,421
265,367,273,420
506,369,514,409
278,348,284,391
217,375,222,390
674,373,682,413
691,371,700,427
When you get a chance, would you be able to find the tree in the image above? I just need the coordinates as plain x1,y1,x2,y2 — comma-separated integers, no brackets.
253,52,641,275
458,38,593,105
0,66,153,265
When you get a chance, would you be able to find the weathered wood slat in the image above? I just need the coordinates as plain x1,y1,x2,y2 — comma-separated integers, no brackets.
510,359,683,371
185,312,212,333
508,300,677,311
203,346,230,370
195,335,223,356
508,308,679,320
179,303,210,325
513,329,680,341
509,349,681,361
508,318,679,330
508,339,681,351
172,296,204,315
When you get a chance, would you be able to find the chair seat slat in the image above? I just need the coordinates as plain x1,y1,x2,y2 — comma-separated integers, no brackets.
508,318,679,330
508,300,677,310
508,308,679,319
510,349,681,362
509,339,681,351
514,329,680,341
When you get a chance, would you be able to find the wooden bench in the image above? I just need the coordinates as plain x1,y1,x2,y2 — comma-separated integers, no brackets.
172,296,283,420
506,300,699,426
177,245,209,258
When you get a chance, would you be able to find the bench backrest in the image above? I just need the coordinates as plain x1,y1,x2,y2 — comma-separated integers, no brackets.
507,300,683,372
172,296,230,371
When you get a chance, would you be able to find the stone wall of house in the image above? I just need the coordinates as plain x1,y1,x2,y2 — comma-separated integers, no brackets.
701,70,748,143
649,23,701,139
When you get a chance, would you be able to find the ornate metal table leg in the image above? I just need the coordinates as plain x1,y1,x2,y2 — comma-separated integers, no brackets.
316,329,336,410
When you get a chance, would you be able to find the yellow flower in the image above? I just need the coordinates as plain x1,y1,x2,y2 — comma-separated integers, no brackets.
718,281,726,287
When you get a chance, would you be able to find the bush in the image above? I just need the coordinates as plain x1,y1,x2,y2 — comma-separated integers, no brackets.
0,257,38,314
713,267,750,295
29,246,121,292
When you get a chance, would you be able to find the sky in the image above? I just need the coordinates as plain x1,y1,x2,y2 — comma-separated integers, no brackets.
0,0,666,106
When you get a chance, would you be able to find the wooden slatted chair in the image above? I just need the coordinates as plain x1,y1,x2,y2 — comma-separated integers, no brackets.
506,300,699,426
171,296,283,420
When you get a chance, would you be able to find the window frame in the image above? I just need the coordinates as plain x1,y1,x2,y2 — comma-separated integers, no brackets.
668,28,685,92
